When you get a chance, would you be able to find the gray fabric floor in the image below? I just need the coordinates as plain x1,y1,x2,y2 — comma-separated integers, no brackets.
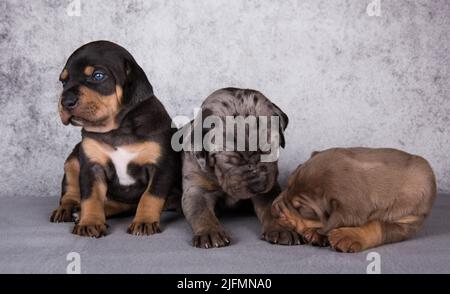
0,195,449,274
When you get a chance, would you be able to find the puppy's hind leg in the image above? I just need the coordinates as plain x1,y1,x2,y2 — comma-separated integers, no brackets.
328,221,382,253
380,215,425,245
327,216,424,253
50,146,81,223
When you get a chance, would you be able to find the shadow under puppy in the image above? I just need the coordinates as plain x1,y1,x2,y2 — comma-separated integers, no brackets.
180,88,301,248
272,147,437,252
50,41,181,237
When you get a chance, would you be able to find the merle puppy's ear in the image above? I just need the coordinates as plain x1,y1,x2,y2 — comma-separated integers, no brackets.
270,102,289,148
186,108,214,171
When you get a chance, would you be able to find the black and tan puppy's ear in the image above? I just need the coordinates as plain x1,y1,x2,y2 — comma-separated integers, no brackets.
120,57,154,106
270,102,289,148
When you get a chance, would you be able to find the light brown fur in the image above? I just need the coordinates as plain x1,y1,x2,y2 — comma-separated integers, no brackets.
81,138,112,166
328,221,383,252
127,141,161,165
128,193,166,235
133,193,165,223
81,138,161,167
50,156,81,223
69,85,122,133
78,180,107,226
60,69,68,81
61,157,80,207
272,147,437,252
72,180,109,238
83,66,95,76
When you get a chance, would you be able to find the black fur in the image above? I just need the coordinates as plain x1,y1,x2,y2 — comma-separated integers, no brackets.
52,41,181,234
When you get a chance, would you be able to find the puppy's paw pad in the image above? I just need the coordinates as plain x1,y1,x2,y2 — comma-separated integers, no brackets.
193,230,231,249
328,229,363,253
303,228,329,247
50,206,75,223
127,222,161,236
72,223,108,238
261,228,304,246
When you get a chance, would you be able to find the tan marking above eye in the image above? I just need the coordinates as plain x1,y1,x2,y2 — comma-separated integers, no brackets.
83,66,95,76
60,69,68,81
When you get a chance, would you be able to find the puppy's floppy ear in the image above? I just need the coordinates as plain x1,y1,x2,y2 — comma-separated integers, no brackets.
185,108,214,171
270,102,289,148
123,57,154,105
110,53,154,106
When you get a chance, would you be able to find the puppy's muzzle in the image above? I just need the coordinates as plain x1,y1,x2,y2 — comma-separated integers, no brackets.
61,92,79,110
246,165,270,194
247,180,268,194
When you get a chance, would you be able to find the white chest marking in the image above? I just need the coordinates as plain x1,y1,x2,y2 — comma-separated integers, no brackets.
109,147,138,186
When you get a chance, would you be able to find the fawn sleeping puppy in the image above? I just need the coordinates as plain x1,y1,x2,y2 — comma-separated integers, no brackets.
272,147,437,252
50,41,181,237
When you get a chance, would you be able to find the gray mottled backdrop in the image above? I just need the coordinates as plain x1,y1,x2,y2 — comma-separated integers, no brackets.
0,0,449,197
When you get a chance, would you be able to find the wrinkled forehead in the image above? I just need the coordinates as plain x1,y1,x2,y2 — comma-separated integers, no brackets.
211,151,261,160
221,124,281,145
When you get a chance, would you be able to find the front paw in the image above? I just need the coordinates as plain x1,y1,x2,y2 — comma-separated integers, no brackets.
192,230,231,249
127,221,161,236
72,223,108,238
50,205,77,223
271,198,298,231
302,228,329,247
261,225,303,245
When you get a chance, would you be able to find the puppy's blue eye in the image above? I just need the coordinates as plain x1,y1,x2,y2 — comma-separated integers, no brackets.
92,71,105,81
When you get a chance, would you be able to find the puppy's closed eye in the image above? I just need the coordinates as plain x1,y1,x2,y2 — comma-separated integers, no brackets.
299,205,317,219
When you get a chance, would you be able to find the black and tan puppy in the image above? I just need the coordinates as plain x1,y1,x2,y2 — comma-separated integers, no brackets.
50,41,181,237
181,88,301,248
272,148,437,252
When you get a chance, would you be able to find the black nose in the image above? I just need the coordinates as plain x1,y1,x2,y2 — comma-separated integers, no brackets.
61,94,79,110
